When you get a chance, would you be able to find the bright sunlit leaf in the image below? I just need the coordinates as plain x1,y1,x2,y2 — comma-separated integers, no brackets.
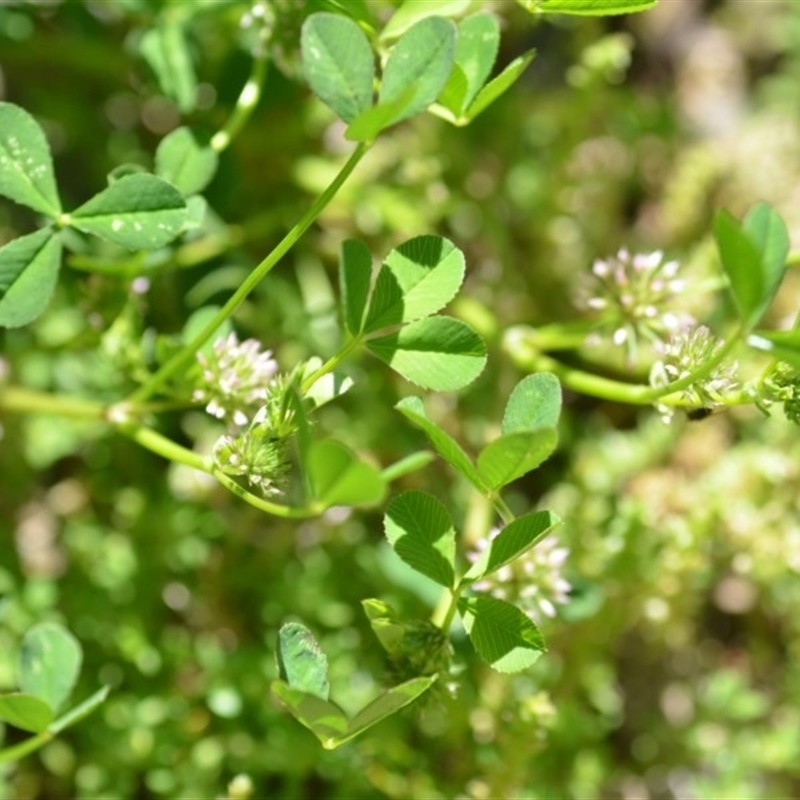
384,490,457,588
0,102,61,216
301,13,375,123
458,594,546,672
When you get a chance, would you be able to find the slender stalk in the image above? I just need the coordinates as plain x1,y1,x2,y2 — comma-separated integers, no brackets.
0,387,105,419
0,731,53,765
67,252,147,276
119,421,208,470
521,320,596,352
492,495,516,526
210,34,269,153
437,588,462,632
119,420,314,518
300,335,364,394
505,324,745,405
211,469,315,519
380,450,435,482
128,141,370,404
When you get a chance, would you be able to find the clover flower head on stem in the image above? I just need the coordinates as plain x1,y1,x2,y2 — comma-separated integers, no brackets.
469,532,571,622
193,332,279,426
649,324,738,421
212,385,298,496
580,248,692,363
758,362,800,426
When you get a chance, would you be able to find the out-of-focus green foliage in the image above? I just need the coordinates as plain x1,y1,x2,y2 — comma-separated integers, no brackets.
2,0,800,798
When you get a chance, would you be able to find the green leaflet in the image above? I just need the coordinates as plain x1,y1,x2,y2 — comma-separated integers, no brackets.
339,239,372,335
502,373,562,434
307,439,386,508
272,621,436,749
276,623,330,701
367,316,487,391
437,13,500,119
464,49,537,123
0,102,62,216
155,127,218,196
463,510,562,583
364,235,465,331
378,16,456,127
0,694,54,734
384,491,457,589
0,228,62,328
476,428,558,490
458,594,546,673
139,21,198,113
21,623,82,713
380,0,470,41
395,395,484,488
301,13,375,123
69,173,187,251
523,0,658,15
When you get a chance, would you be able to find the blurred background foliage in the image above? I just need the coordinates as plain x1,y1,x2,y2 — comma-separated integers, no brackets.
2,0,800,798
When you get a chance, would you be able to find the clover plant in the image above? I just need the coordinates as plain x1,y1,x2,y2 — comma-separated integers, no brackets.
1,0,799,772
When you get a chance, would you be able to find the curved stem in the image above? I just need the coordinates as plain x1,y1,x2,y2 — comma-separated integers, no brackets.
505,324,745,405
520,320,596,351
210,469,316,519
118,420,208,470
210,32,269,153
437,589,461,633
128,141,370,404
0,731,53,765
379,450,435,482
0,386,105,419
300,335,363,394
492,495,516,526
119,420,315,518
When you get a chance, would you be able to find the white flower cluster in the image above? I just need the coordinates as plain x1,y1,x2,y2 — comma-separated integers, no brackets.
471,534,571,621
193,332,278,426
650,324,738,420
582,248,691,361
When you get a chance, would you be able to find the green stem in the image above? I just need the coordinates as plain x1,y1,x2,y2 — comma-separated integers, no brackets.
128,141,370,404
67,252,147,276
210,32,269,153
300,335,364,394
521,320,596,351
786,250,800,269
118,420,314,518
119,420,208,470
0,386,106,419
505,324,745,405
492,495,516,525
0,731,53,765
380,450,435,482
436,588,462,632
211,469,315,519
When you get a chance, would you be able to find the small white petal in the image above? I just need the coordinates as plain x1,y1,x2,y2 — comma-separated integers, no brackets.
592,260,610,277
538,599,557,618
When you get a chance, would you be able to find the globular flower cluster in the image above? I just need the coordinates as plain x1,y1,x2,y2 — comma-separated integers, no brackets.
760,362,800,427
194,332,279,426
193,332,299,496
213,390,297,496
386,620,452,684
581,248,690,362
649,324,738,420
470,535,571,621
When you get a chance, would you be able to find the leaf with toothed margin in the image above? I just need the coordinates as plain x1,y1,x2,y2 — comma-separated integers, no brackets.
69,174,187,251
